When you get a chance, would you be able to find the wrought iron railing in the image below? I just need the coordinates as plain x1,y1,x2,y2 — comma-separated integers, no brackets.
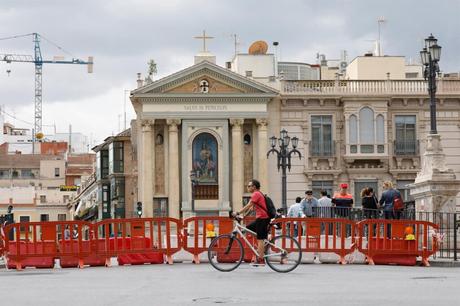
394,139,419,156
309,140,335,157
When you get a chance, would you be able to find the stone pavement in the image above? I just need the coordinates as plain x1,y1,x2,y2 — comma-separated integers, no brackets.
0,262,459,305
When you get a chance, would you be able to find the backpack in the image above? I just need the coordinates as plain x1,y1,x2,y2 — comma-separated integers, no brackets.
254,192,277,219
393,192,404,211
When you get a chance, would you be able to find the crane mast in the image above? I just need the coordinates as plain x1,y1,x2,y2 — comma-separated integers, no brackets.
0,32,93,141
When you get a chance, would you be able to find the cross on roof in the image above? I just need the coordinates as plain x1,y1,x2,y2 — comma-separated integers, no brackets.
194,30,214,53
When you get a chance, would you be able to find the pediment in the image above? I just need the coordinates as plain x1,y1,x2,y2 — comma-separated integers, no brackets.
132,60,278,95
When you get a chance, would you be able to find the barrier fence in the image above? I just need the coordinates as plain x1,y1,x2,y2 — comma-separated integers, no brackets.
0,216,442,270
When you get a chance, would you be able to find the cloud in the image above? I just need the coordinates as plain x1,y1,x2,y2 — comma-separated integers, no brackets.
1,0,459,142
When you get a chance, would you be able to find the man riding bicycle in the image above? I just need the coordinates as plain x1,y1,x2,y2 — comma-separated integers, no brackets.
233,179,270,266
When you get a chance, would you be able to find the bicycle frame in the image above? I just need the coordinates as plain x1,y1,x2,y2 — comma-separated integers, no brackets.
230,220,286,259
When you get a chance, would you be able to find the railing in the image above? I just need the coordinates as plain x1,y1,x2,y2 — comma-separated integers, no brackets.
282,79,460,95
394,139,419,156
309,141,335,157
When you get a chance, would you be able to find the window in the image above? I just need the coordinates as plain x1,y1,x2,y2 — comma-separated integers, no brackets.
349,115,358,153
12,170,19,178
245,71,253,77
312,181,333,199
311,116,333,156
40,195,46,203
244,134,251,145
395,115,417,155
0,169,9,178
19,216,30,231
101,150,109,179
40,214,49,222
55,167,60,177
21,169,34,178
58,214,67,221
359,107,374,150
63,195,70,203
153,198,168,217
348,107,386,154
110,142,124,174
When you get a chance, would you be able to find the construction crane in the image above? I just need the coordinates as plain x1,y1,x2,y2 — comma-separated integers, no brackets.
0,32,93,140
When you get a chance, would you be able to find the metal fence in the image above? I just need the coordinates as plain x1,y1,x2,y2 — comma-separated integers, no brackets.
302,204,458,260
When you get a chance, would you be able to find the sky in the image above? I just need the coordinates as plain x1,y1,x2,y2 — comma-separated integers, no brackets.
0,0,459,147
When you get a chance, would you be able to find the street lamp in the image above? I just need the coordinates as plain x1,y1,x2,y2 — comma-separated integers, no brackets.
267,129,301,212
420,33,442,134
190,170,198,211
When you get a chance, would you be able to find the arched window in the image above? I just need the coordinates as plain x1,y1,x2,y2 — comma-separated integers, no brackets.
243,134,251,145
192,133,218,183
359,107,374,144
349,115,357,144
376,115,384,143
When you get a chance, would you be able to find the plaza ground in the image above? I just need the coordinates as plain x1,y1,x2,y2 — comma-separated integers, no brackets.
0,263,459,305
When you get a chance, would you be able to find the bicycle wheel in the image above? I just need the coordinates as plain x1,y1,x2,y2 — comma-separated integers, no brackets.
265,235,302,273
208,234,244,272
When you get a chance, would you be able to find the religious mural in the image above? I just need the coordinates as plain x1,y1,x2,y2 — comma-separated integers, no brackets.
192,133,218,183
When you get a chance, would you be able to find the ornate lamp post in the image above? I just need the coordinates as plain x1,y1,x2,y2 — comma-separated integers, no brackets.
420,34,442,134
267,129,301,212
190,170,198,212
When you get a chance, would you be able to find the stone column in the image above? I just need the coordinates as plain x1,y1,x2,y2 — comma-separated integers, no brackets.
230,119,244,211
256,118,269,192
140,119,154,217
410,134,460,213
167,119,181,219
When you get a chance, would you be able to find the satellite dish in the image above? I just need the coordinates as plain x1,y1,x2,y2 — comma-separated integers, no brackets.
248,41,268,55
36,132,44,140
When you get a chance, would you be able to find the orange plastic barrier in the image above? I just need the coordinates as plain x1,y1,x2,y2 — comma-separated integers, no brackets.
182,216,245,264
94,218,181,265
356,219,439,266
274,218,356,264
3,221,92,270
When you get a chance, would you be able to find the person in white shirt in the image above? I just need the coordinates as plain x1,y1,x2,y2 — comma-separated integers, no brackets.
287,197,304,236
318,190,333,218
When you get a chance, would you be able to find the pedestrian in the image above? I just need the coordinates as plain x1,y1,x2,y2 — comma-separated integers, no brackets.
317,190,333,218
287,197,304,236
301,190,318,217
64,225,71,240
332,183,354,218
361,187,378,219
379,181,402,237
379,181,402,220
367,187,380,219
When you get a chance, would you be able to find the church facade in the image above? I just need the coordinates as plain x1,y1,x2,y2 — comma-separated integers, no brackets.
130,60,279,218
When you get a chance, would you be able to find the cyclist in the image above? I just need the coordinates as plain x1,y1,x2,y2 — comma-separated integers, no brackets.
233,179,270,266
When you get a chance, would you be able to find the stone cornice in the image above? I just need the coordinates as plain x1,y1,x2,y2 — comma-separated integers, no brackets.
139,96,273,104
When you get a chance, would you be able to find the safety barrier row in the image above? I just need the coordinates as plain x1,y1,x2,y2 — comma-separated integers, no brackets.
0,217,439,270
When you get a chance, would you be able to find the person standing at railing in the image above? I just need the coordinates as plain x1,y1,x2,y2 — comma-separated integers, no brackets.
287,197,304,236
318,190,333,218
379,181,402,238
361,187,378,219
332,183,354,218
300,190,318,218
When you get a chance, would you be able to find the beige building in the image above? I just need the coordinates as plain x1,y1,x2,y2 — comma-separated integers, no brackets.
0,154,73,222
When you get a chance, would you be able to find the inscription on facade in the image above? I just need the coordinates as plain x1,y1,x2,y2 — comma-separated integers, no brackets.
184,105,228,111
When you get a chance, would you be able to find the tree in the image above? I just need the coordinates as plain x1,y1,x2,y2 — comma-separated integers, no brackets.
148,59,157,77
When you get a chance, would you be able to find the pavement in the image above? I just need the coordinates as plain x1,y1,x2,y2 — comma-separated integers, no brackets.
0,261,459,305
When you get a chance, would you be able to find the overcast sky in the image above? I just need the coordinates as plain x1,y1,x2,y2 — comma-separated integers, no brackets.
0,0,459,147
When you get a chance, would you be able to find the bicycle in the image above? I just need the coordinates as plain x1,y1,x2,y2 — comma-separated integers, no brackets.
207,213,302,273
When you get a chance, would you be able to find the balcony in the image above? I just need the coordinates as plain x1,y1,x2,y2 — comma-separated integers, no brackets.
281,79,460,95
309,141,335,157
394,139,419,156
